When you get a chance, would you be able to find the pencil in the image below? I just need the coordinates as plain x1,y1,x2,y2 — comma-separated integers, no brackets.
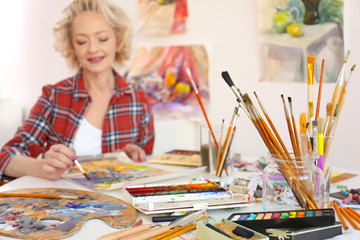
39,111,90,180
340,207,360,230
315,59,325,120
347,207,360,219
328,200,333,208
0,192,85,199
333,201,349,230
344,208,360,224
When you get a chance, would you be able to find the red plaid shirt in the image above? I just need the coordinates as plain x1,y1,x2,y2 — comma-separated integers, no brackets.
0,71,154,180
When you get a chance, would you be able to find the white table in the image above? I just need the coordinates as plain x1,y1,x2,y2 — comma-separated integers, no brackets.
0,166,359,239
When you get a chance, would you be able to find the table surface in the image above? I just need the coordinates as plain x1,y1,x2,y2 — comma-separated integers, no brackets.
0,164,359,240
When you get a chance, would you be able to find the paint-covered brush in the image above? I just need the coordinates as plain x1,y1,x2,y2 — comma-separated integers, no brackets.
326,50,350,136
0,192,85,199
39,111,90,181
307,56,315,134
334,64,356,132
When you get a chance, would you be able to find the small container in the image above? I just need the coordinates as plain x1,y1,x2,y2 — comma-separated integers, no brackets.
196,218,268,240
262,151,325,211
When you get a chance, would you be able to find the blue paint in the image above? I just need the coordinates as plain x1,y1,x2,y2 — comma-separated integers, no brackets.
65,202,85,209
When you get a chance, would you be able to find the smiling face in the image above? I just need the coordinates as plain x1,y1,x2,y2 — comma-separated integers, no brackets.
71,11,118,75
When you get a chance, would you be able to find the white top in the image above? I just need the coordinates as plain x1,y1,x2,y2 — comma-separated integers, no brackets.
73,117,102,156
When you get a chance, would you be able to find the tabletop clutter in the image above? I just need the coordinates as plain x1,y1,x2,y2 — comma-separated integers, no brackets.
0,54,358,240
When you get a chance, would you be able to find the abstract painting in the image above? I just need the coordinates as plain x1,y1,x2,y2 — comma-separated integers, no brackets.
63,159,173,191
126,45,209,119
0,188,136,239
258,0,344,82
138,0,188,34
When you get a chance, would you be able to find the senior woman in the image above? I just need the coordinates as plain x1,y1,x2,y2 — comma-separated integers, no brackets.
0,0,154,181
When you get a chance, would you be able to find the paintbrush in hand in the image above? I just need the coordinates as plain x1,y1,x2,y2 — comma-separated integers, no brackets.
39,111,90,180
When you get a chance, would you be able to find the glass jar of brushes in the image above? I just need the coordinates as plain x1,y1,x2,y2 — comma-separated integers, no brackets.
262,151,326,211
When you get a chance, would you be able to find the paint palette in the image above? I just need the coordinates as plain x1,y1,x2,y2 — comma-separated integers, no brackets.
0,188,137,239
228,209,335,229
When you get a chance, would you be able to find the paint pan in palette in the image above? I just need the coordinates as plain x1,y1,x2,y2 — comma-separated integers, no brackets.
228,208,335,229
124,181,232,205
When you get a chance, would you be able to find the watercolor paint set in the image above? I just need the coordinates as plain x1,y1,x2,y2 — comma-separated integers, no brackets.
228,209,342,240
123,181,251,214
124,181,232,205
228,208,335,229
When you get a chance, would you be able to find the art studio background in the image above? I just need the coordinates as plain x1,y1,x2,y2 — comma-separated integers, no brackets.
0,0,359,171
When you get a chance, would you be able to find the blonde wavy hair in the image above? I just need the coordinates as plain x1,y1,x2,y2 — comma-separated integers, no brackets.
53,0,133,69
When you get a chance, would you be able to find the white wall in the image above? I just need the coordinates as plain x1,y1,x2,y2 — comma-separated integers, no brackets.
0,0,359,170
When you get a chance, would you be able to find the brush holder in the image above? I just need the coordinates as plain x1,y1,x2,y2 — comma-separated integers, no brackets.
262,151,325,211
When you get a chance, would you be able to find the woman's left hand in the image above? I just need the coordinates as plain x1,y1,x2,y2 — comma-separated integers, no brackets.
119,144,146,162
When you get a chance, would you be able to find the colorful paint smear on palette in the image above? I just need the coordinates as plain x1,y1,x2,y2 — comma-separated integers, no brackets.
228,208,335,229
0,188,137,239
63,159,172,191
125,181,232,205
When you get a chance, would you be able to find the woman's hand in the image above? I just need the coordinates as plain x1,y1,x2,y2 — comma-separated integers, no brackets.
41,144,76,180
120,144,146,162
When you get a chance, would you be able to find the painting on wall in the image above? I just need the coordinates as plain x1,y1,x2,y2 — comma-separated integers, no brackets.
258,0,344,82
138,0,188,35
126,45,209,119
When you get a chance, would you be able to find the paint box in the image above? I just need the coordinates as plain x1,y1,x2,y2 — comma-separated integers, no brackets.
196,218,269,240
248,223,342,240
228,208,335,229
124,181,232,205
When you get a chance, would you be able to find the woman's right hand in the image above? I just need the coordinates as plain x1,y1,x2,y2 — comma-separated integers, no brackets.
41,144,76,180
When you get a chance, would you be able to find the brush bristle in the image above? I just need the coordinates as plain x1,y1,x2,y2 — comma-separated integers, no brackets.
307,56,315,64
221,71,234,87
351,64,356,71
344,50,350,63
334,103,340,117
326,103,332,116
312,120,318,127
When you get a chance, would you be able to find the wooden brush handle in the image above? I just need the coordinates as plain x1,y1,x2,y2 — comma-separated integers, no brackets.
97,224,150,240
122,226,170,240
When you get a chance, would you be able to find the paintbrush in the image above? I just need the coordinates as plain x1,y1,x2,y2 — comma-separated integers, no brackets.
216,107,240,177
281,95,299,158
324,103,340,163
39,111,90,180
254,92,292,160
307,56,315,134
323,103,332,135
333,64,356,132
317,119,325,171
288,97,301,157
186,67,219,150
315,59,325,120
98,210,206,240
221,71,250,118
326,50,350,136
0,192,85,199
300,112,312,155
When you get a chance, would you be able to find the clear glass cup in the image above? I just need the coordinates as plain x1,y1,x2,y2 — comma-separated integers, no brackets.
208,127,236,178
262,151,325,211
